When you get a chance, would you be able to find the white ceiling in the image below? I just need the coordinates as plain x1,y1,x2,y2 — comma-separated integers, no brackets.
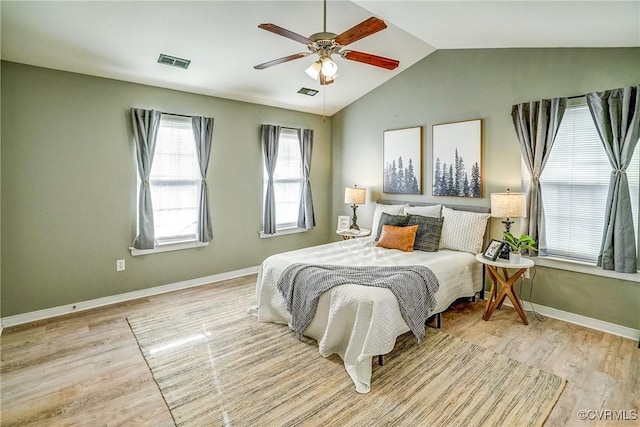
2,1,639,116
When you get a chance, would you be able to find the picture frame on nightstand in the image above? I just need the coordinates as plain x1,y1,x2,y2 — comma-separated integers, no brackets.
337,215,350,232
483,239,504,261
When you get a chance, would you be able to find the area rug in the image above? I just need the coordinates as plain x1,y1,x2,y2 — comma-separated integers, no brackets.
127,297,565,427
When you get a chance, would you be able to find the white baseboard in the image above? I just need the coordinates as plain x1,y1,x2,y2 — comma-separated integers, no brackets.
0,266,260,329
501,298,640,342
3,268,638,345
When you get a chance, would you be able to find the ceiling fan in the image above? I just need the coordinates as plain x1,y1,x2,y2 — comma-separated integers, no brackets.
253,0,399,85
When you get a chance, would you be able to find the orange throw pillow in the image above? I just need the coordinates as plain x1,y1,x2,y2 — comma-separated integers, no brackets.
376,224,419,252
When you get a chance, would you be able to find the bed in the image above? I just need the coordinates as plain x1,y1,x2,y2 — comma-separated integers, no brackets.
250,202,490,393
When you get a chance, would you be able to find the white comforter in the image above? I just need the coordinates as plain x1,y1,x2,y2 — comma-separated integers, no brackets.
251,237,482,393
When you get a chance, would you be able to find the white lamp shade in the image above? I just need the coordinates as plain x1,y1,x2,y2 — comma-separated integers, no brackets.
345,186,366,205
305,61,321,80
490,192,526,218
320,57,338,77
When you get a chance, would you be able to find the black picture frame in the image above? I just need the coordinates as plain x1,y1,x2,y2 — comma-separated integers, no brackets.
483,239,504,261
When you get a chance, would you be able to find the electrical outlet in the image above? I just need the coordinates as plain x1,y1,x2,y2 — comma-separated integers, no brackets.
116,259,125,272
523,268,530,279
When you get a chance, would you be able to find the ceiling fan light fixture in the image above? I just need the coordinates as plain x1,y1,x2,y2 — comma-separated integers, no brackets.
305,60,321,80
320,56,338,77
319,73,334,86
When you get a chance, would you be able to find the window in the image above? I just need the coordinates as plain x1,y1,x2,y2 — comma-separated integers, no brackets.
265,128,303,231
524,101,639,263
147,114,200,244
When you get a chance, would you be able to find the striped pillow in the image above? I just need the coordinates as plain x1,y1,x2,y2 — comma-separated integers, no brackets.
439,207,490,253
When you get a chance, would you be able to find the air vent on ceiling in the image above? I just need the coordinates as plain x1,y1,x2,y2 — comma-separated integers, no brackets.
297,88,319,96
157,54,191,69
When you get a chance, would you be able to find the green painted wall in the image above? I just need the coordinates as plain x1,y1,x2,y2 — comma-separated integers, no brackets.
1,61,333,317
332,48,640,329
0,57,3,321
518,266,639,328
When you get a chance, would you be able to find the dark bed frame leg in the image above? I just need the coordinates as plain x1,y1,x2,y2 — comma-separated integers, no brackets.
480,266,486,300
378,355,384,365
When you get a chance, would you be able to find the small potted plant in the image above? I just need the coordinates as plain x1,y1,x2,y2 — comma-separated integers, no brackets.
502,232,537,263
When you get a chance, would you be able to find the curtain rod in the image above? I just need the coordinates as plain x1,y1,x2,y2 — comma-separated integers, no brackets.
160,111,194,118
160,111,215,119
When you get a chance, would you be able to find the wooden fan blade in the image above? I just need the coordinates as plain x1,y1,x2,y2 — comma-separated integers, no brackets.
258,23,313,45
254,53,308,70
334,17,387,46
343,50,399,70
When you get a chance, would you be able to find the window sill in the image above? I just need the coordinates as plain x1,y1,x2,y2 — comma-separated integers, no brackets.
532,256,639,283
129,240,209,256
259,227,308,239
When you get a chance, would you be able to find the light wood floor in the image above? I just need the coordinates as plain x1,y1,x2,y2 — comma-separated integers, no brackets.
1,274,638,426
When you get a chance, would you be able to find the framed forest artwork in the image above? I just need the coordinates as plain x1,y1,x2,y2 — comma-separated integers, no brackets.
432,119,483,198
383,126,422,194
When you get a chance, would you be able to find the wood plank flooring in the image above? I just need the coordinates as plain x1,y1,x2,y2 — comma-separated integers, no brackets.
1,274,638,426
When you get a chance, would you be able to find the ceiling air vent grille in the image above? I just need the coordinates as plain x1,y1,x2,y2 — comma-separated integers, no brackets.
158,54,191,69
297,88,319,96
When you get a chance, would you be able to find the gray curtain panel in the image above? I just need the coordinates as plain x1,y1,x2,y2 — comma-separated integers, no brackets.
511,98,567,255
297,128,315,229
131,108,162,249
192,116,215,243
262,124,281,234
586,85,639,273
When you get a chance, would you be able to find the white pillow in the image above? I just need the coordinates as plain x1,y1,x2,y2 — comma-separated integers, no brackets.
404,204,442,218
439,206,490,253
371,203,407,237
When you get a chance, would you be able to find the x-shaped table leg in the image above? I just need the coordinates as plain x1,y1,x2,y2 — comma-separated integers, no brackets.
482,265,529,325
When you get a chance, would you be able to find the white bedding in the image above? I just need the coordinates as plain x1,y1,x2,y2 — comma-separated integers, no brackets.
251,236,482,393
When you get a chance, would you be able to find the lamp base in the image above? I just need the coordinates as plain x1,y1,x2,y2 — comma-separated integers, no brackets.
499,219,514,260
350,204,360,230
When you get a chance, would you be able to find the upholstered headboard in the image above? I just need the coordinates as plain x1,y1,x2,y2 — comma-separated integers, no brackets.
376,199,490,214
376,199,492,250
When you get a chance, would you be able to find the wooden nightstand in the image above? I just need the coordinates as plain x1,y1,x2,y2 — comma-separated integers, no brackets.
337,228,371,240
475,253,534,325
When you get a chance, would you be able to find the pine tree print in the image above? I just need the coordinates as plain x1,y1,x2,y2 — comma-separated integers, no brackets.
434,157,442,196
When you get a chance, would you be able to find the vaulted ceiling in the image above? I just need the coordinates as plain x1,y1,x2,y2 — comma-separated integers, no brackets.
2,1,638,115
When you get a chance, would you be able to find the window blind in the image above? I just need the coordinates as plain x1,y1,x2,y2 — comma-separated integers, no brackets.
267,128,303,229
524,102,639,263
150,114,200,242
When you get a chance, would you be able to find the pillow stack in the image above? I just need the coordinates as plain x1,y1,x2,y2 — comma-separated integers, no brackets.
370,203,489,254
371,203,443,252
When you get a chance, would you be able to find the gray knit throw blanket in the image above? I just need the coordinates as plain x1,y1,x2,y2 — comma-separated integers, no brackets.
277,263,440,343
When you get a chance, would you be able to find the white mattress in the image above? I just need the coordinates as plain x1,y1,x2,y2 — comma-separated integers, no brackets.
251,237,482,393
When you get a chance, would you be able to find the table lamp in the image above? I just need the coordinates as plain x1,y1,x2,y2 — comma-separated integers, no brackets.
490,189,526,259
344,185,366,230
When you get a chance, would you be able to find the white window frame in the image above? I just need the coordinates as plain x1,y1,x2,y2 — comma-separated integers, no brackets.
130,114,208,256
523,98,639,280
259,127,307,238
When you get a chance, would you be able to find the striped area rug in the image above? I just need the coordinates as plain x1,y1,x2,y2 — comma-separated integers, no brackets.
127,294,565,426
